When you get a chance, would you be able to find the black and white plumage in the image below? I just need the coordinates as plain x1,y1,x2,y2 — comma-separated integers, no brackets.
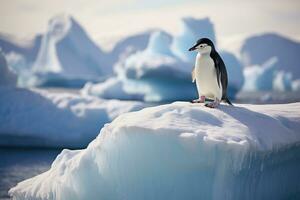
188,38,232,107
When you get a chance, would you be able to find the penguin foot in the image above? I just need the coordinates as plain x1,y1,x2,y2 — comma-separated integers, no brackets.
191,96,205,103
205,99,220,108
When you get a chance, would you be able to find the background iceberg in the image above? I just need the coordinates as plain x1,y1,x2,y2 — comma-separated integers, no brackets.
241,33,300,79
240,33,300,92
1,15,299,94
30,14,112,87
9,102,300,200
0,52,147,148
0,87,146,148
0,33,42,67
0,50,17,86
171,17,216,63
83,18,244,102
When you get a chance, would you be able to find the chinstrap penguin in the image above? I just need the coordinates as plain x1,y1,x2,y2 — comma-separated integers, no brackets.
188,38,232,108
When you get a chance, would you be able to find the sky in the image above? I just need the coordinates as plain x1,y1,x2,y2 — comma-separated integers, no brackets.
0,0,300,52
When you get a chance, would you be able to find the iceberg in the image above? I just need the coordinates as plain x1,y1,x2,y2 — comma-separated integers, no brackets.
30,14,112,87
241,33,300,80
242,57,296,92
292,79,300,91
0,33,42,64
0,51,147,148
220,51,244,96
0,50,17,86
242,57,278,91
171,17,216,63
273,71,293,92
0,87,146,148
83,30,197,102
82,18,244,102
109,31,151,64
9,102,300,200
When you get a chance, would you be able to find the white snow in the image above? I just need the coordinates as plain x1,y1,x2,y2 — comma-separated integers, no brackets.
9,102,300,200
0,86,147,148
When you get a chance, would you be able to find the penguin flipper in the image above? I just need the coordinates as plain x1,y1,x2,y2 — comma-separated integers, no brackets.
192,67,196,82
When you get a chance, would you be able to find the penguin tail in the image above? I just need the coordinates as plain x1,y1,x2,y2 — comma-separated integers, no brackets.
223,97,233,106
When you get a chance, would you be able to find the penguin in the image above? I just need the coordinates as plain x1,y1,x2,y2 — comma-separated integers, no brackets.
188,38,232,108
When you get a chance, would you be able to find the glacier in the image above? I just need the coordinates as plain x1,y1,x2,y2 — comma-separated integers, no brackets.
82,18,245,102
9,102,300,200
0,53,147,148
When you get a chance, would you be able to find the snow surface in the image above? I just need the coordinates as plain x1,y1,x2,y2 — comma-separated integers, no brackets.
9,102,300,200
0,87,146,148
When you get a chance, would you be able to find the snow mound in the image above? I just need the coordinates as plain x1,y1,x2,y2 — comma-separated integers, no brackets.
0,50,17,86
0,87,146,148
31,14,111,86
10,102,300,200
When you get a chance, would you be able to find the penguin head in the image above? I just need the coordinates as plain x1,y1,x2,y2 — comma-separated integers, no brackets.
188,38,215,54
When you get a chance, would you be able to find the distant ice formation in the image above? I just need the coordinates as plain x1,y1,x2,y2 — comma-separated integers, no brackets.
0,51,147,148
171,17,216,63
30,14,112,86
83,18,244,102
242,56,299,92
241,33,300,79
0,50,17,86
0,87,146,148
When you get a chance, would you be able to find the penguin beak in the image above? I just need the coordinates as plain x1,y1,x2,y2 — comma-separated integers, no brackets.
188,44,198,51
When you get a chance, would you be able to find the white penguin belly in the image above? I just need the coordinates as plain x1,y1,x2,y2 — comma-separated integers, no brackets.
195,54,222,100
